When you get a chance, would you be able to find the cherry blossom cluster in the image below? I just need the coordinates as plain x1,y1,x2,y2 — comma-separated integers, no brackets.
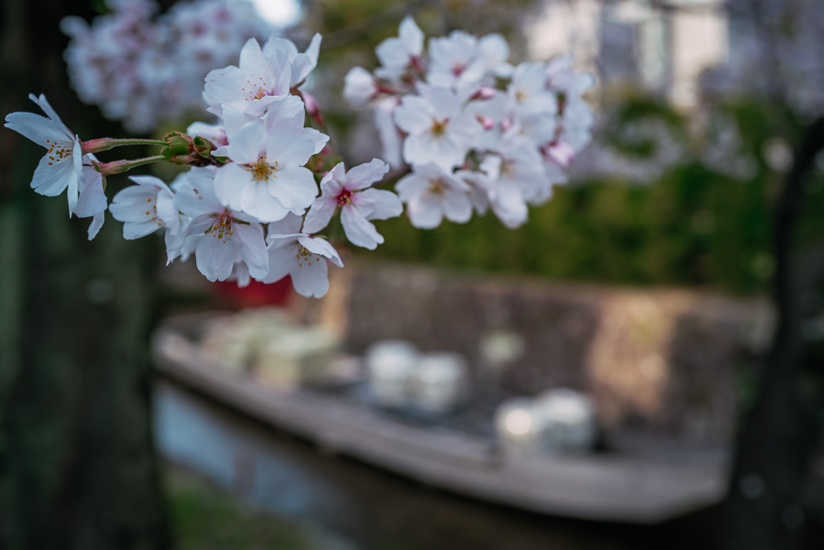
61,0,271,133
343,16,595,229
5,35,403,299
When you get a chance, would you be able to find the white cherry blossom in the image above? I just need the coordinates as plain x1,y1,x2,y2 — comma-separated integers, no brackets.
375,16,424,82
303,159,402,250
262,33,322,88
460,155,528,229
427,30,486,92
204,37,292,116
4,94,84,214
394,85,481,170
262,214,343,298
343,67,379,107
174,173,268,282
213,116,322,222
396,163,473,229
109,175,179,240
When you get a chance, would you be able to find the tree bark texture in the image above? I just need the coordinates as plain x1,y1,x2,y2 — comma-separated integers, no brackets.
720,118,824,550
0,1,169,549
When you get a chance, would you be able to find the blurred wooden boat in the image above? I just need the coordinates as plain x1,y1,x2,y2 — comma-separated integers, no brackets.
151,313,728,525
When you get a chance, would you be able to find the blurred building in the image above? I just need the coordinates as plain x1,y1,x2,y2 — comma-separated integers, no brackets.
527,0,728,108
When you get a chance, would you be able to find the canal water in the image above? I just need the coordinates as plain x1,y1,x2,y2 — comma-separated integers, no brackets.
154,381,713,550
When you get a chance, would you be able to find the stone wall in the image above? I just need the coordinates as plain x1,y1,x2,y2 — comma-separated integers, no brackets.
295,261,773,444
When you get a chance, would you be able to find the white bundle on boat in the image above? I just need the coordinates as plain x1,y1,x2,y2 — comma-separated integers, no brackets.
496,388,598,457
409,353,468,415
365,341,419,408
365,341,468,415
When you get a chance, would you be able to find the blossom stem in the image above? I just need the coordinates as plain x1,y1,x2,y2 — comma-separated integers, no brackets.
95,155,167,176
81,138,167,154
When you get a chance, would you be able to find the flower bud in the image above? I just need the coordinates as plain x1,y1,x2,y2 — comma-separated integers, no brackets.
192,135,215,158
162,132,192,159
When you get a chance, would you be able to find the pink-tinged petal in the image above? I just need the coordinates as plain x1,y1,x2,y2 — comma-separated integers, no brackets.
492,186,529,228
428,87,462,119
297,236,343,267
195,235,238,282
343,67,377,107
263,95,306,129
251,47,292,98
184,216,216,238
240,179,290,223
232,222,269,279
110,188,154,222
305,34,322,62
267,212,304,238
442,188,473,223
302,196,337,234
31,154,73,197
291,34,322,86
447,113,482,146
155,193,179,232
174,177,222,218
128,175,167,191
290,260,330,298
302,128,330,155
376,38,411,70
319,162,346,190
203,66,248,105
345,158,389,190
341,206,383,250
73,168,106,218
66,170,79,216
87,212,104,241
243,95,282,118
238,38,267,73
72,138,82,178
267,164,317,211
394,96,433,134
220,106,258,137
399,16,424,56
4,112,70,147
407,196,444,229
263,37,298,59
213,163,251,210
265,127,316,166
260,243,296,284
181,235,203,263
231,262,252,288
479,34,509,65
123,220,161,240
404,133,465,170
225,122,266,165
357,188,403,220
395,172,430,201
29,94,66,129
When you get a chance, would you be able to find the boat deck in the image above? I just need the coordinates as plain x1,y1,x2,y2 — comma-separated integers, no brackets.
152,321,728,525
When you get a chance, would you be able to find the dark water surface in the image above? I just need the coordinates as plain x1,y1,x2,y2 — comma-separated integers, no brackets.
153,381,714,550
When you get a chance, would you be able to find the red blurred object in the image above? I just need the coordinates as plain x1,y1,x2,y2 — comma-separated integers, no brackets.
214,277,293,308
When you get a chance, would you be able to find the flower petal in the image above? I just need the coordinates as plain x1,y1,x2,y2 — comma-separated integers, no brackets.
302,196,337,234
357,188,403,220
341,205,383,250
196,234,238,282
267,164,317,211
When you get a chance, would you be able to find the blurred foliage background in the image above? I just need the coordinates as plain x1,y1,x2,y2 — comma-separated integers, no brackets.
353,94,823,295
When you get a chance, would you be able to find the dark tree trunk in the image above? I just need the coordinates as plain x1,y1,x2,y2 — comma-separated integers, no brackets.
720,118,824,550
0,1,169,549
